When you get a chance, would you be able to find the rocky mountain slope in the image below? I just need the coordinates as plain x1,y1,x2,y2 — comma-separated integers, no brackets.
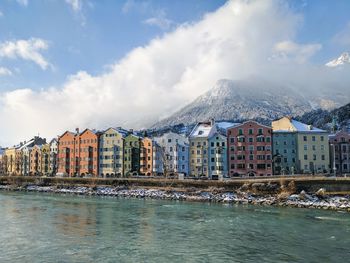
152,78,339,128
297,103,350,131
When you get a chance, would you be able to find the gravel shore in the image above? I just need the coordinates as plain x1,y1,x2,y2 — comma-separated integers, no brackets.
1,184,350,212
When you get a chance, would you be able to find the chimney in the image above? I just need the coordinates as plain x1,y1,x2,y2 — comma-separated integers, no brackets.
129,129,133,134
210,118,215,126
76,128,80,134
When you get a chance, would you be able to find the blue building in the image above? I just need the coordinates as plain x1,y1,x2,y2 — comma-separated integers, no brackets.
208,132,228,179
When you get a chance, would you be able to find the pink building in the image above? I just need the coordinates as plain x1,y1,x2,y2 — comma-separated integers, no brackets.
227,121,272,177
329,130,350,175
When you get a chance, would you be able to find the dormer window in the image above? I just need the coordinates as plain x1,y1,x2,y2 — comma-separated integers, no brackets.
198,131,204,135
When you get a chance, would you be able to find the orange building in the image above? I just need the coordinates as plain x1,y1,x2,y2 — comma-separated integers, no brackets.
140,137,153,175
30,145,42,175
57,129,99,177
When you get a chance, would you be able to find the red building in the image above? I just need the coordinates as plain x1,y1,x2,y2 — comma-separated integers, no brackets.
58,129,99,177
227,121,272,177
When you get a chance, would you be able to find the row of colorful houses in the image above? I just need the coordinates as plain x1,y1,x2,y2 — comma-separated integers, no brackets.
1,117,350,178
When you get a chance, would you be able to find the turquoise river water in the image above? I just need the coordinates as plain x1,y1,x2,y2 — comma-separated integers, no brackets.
0,191,349,263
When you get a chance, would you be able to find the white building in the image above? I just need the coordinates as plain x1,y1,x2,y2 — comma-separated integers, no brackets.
154,132,189,176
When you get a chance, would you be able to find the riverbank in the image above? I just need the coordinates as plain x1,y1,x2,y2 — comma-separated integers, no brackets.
1,182,350,212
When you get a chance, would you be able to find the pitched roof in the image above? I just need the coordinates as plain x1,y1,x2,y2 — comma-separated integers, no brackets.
189,122,217,138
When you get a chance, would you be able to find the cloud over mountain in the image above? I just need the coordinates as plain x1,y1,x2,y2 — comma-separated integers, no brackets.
0,0,349,146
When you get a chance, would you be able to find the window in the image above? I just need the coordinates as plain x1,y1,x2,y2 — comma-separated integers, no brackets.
257,164,266,169
248,137,253,143
304,155,308,160
239,129,243,135
168,139,172,143
312,145,316,151
312,136,316,142
249,155,254,160
321,155,325,161
266,137,271,143
313,154,316,161
230,138,234,143
304,145,308,150
237,164,245,169
258,128,263,135
320,136,324,141
303,136,307,142
249,129,253,135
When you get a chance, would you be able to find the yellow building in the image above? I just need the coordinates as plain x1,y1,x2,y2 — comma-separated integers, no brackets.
98,128,126,177
4,147,17,175
41,144,51,176
189,121,217,177
272,117,330,174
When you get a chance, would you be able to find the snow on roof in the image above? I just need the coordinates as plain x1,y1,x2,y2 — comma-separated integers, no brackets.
190,122,217,138
18,138,36,150
290,119,326,133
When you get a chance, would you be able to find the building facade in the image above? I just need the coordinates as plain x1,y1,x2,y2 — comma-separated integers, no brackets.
57,129,99,177
99,128,125,177
49,139,58,176
152,141,164,175
189,121,217,177
227,121,273,177
30,145,42,175
154,132,189,176
272,132,298,175
4,147,17,175
124,133,141,176
140,137,153,175
208,132,228,179
272,117,329,174
41,144,51,176
329,130,350,175
0,148,6,175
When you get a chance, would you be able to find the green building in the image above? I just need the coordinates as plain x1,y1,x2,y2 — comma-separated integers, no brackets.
272,131,298,175
124,133,142,176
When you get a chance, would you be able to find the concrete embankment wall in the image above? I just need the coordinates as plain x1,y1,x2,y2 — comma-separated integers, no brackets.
1,175,350,194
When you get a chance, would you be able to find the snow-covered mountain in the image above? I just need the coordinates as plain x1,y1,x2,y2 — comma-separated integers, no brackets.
151,78,348,129
326,52,350,67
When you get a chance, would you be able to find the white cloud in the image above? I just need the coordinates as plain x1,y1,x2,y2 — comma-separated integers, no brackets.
0,38,51,70
272,40,322,63
65,0,82,12
333,22,350,46
0,67,12,76
143,10,173,30
16,0,28,6
0,10,3,17
0,0,349,146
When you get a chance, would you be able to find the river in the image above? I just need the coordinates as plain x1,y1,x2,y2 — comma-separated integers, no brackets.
0,191,349,262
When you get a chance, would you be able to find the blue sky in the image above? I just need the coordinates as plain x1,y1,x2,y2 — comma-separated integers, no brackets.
0,0,350,145
0,0,226,91
0,0,349,92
